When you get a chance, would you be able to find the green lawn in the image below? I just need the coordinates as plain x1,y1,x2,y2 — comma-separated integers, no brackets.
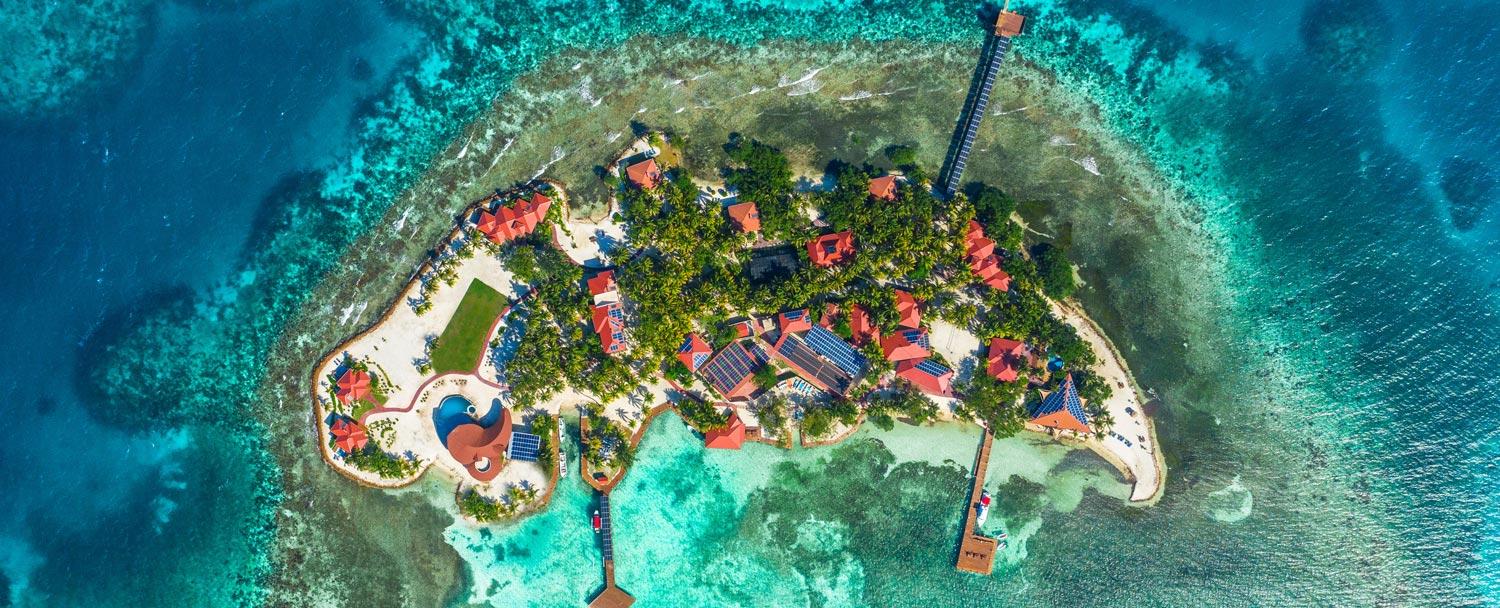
430,279,507,374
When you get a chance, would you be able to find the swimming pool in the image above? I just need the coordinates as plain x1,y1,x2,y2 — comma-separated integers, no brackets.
432,394,503,446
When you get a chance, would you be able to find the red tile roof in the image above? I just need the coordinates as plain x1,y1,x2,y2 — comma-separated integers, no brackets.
700,341,768,400
848,304,877,346
478,193,552,244
894,290,921,329
987,337,1027,382
726,201,761,232
592,302,629,355
731,319,754,338
625,158,663,189
777,309,813,334
445,407,513,482
677,333,712,372
587,270,618,298
335,368,372,404
881,328,932,362
1030,374,1092,434
819,303,839,329
869,175,898,201
703,410,746,449
807,231,855,267
330,418,369,452
897,359,954,397
965,220,1012,292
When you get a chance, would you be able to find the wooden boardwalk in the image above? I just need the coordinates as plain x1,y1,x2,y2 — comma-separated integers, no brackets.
955,431,998,575
588,492,635,608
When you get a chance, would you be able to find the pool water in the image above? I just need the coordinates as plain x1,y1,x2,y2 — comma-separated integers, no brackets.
432,395,503,446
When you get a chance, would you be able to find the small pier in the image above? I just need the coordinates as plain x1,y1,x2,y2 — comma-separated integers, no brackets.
955,431,998,575
938,4,1028,197
588,492,635,608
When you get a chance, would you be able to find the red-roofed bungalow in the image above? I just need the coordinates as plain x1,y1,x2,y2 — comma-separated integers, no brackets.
726,201,761,233
777,309,812,334
478,192,552,244
881,328,931,362
703,410,747,449
988,338,1027,382
897,359,954,397
625,158,663,190
587,270,619,304
848,304,877,346
731,319,754,339
819,303,839,328
894,290,921,329
869,175,898,201
330,418,369,453
445,407,513,482
335,368,371,405
1029,374,1092,434
807,231,855,267
677,333,712,372
965,221,1012,292
592,302,629,355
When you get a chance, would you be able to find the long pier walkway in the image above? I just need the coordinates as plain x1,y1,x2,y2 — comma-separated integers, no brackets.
938,7,1027,197
955,431,998,575
588,492,635,608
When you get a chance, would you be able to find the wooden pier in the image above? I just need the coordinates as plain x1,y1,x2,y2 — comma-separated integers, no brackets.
937,4,1028,197
955,431,998,575
588,492,635,608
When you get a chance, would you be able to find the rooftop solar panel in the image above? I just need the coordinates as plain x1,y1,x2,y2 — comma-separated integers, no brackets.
508,432,543,462
915,359,951,377
805,326,867,376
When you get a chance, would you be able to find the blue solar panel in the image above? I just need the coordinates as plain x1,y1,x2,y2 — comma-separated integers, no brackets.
701,342,766,396
677,335,695,353
509,432,542,461
915,359,951,377
785,309,804,320
1029,376,1088,426
805,326,867,376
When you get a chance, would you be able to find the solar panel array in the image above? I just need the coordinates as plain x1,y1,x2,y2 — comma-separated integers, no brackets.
774,331,860,395
805,326,867,376
1030,376,1088,425
599,493,615,562
915,359,952,378
508,432,542,461
942,34,1014,196
701,342,766,396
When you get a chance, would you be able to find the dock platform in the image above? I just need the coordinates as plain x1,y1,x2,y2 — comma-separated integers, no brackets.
955,431,998,575
588,492,635,608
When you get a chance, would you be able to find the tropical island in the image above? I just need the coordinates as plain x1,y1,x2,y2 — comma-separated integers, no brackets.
310,10,1161,604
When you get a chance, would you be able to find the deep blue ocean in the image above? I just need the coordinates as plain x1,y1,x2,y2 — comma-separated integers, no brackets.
1,0,1497,605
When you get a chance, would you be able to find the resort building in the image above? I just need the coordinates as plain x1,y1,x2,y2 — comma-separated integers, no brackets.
477,191,552,245
868,175,899,201
896,359,955,397
625,158,663,190
777,308,813,334
703,410,747,450
987,337,1028,382
587,270,620,305
770,325,867,396
965,220,1012,292
726,201,761,233
808,231,856,268
334,368,372,405
1028,374,1091,434
677,333,712,372
848,303,877,346
592,302,629,355
700,341,769,400
881,328,932,362
731,318,755,339
329,418,368,453
444,406,514,482
895,289,921,329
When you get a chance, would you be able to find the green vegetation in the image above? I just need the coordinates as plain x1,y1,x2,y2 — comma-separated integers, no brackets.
800,398,859,440
458,484,540,522
530,412,558,473
753,396,790,444
677,399,729,431
723,136,802,242
584,415,634,470
956,373,1028,437
1034,242,1077,300
865,385,940,431
343,446,420,479
429,279,506,373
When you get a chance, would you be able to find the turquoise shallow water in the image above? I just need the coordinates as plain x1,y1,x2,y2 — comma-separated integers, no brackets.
2,0,1497,605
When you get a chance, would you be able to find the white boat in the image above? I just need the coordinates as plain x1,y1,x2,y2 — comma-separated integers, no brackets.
976,489,992,528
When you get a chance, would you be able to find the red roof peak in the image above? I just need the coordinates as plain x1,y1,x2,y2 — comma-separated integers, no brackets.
726,201,761,233
704,409,747,449
894,290,921,329
869,175,898,201
625,158,663,190
807,231,855,267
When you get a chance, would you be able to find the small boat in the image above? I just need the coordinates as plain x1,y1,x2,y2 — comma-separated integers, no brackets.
976,490,992,528
591,509,602,534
